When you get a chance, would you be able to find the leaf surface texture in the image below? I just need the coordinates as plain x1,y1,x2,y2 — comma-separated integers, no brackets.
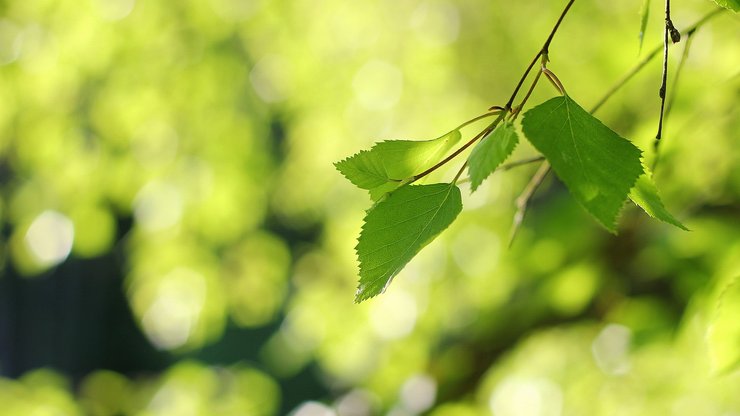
521,96,643,231
335,130,462,200
629,167,687,230
355,183,462,302
467,122,519,192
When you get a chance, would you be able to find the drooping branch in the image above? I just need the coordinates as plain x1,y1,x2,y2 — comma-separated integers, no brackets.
508,8,725,244
409,0,579,184
590,8,723,115
655,0,681,150
505,0,577,111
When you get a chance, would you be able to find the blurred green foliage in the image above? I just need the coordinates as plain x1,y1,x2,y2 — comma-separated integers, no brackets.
0,0,738,415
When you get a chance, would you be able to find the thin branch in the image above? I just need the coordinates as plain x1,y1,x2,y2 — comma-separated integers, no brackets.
455,110,502,131
456,156,546,185
411,0,579,186
509,161,551,247
590,8,723,115
511,66,545,121
654,27,695,171
410,114,503,183
590,47,662,114
508,7,726,244
665,28,695,120
453,161,469,183
505,0,576,110
655,14,670,145
499,156,547,172
655,0,680,149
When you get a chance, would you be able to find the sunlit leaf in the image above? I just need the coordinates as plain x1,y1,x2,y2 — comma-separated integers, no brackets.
521,95,644,232
467,122,519,192
629,166,688,230
639,0,651,52
708,277,740,373
355,183,462,302
335,130,462,200
710,0,739,11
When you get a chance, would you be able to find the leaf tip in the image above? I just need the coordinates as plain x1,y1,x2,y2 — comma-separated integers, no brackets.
353,281,385,303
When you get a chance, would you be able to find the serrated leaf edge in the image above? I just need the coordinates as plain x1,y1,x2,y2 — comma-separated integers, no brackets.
354,183,461,302
468,122,519,193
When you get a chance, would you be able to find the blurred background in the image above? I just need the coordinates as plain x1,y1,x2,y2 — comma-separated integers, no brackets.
0,0,739,414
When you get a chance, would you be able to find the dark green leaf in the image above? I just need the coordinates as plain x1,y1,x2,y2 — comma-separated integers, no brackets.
467,122,519,192
521,96,644,232
629,167,688,230
335,130,462,200
710,0,739,11
355,183,462,302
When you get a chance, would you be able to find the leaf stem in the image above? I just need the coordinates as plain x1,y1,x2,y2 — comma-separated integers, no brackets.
455,110,502,131
510,68,544,121
499,155,547,172
456,156,546,185
542,68,567,95
505,0,576,110
509,161,551,247
412,0,577,184
453,161,469,183
508,7,720,242
508,8,723,243
411,112,506,183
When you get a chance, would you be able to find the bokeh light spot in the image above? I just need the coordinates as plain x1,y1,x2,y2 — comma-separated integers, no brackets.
334,389,376,416
141,268,207,350
250,54,291,103
290,401,336,416
134,181,184,231
490,377,562,416
24,210,74,268
591,324,632,375
400,374,437,414
369,290,418,340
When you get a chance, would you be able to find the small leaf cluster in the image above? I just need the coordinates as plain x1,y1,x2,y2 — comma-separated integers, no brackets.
337,94,687,302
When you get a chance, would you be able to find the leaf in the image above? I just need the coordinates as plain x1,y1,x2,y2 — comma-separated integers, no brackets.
708,277,740,374
521,95,644,232
467,121,519,192
335,130,462,200
629,166,688,230
639,0,651,52
710,0,739,12
355,183,462,302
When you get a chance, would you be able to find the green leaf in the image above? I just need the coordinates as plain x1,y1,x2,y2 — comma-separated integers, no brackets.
708,277,740,373
467,121,519,192
639,0,651,52
629,166,688,230
521,95,644,232
355,183,462,302
335,130,462,200
710,0,739,12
